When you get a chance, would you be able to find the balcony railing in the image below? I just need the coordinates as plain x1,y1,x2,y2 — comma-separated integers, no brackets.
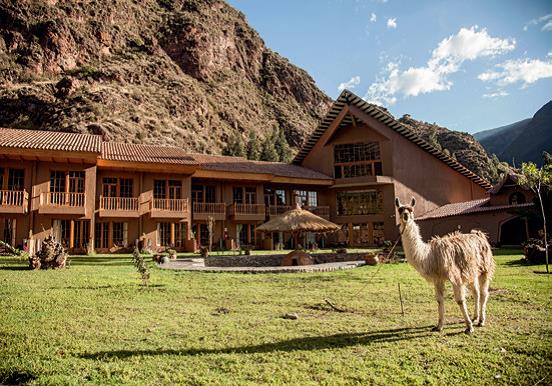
41,192,85,207
150,198,189,218
229,203,266,219
0,190,28,213
39,192,86,215
99,196,140,217
192,202,226,220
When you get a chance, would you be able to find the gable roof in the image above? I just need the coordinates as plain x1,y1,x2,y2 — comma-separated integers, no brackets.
292,90,493,190
488,173,526,194
0,128,101,153
417,198,533,221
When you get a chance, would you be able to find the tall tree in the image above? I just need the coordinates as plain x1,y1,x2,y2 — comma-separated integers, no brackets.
246,131,261,160
518,154,552,273
274,127,292,162
222,133,246,157
260,135,278,162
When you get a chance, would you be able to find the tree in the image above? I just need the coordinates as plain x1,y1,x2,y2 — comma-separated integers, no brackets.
518,157,552,273
246,131,261,160
222,133,246,157
260,135,278,162
274,127,292,162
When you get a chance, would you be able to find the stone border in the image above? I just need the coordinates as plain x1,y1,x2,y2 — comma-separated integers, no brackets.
203,252,369,267
158,259,366,273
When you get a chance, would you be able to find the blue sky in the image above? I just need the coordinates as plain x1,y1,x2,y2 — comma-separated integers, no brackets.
227,0,552,133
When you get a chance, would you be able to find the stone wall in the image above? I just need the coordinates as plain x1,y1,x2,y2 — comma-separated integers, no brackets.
204,252,368,267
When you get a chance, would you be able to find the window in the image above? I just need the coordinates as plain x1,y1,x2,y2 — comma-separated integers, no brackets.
50,171,65,193
233,187,244,204
112,222,128,247
73,220,90,249
295,190,307,206
103,177,133,197
52,219,71,247
157,222,171,246
509,192,526,205
192,185,216,203
264,188,286,206
237,224,256,246
192,223,210,247
154,180,166,199
334,142,383,179
7,169,24,190
174,223,187,248
308,191,318,207
373,222,385,245
68,171,85,193
336,190,383,215
95,222,109,249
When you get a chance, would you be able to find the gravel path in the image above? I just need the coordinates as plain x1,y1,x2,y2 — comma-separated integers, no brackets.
158,258,366,273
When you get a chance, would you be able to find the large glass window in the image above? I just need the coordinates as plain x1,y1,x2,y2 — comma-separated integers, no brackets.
103,177,133,197
192,185,216,203
157,222,171,246
336,190,383,215
264,188,287,206
112,222,128,247
7,169,24,190
334,142,383,178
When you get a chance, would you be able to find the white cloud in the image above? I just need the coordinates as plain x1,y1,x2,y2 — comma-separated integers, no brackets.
478,57,552,87
369,12,377,23
386,18,397,29
482,90,509,98
365,26,515,105
524,13,552,31
338,76,361,91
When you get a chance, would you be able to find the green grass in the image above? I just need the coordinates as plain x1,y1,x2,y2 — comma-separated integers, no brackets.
0,249,550,385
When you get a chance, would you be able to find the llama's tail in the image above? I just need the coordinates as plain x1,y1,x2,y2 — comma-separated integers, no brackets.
471,230,496,278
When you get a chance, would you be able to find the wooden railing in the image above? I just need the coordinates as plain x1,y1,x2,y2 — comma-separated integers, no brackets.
41,192,85,207
193,202,226,214
0,190,28,207
304,205,330,217
153,198,188,212
230,203,265,215
100,196,139,211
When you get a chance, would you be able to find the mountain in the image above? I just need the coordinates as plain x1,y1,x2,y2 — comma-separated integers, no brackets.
474,101,552,166
398,115,507,183
0,0,331,154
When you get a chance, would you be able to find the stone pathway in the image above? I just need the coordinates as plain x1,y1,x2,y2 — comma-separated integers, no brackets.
158,258,366,273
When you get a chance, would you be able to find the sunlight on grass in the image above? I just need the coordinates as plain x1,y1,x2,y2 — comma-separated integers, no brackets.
0,249,550,384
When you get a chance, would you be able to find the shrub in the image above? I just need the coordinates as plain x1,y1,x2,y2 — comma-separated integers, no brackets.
131,247,150,286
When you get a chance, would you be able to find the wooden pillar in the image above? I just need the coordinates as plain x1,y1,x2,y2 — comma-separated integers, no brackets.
348,223,353,245
170,222,175,246
69,219,75,249
368,222,374,245
108,222,113,248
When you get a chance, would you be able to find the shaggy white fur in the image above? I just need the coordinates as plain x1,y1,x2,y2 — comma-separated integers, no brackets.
396,197,496,334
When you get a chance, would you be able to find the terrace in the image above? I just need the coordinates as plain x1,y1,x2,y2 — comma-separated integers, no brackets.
0,190,29,214
38,192,86,215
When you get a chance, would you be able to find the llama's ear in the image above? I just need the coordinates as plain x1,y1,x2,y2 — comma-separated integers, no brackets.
395,197,401,208
411,197,416,207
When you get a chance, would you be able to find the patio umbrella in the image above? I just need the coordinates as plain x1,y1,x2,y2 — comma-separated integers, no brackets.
256,204,340,249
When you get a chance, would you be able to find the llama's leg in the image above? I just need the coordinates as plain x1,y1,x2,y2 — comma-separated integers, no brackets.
471,277,481,325
478,273,490,327
453,283,473,334
431,281,445,332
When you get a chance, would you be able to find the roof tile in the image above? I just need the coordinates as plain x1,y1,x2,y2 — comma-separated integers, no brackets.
417,198,533,220
0,128,101,153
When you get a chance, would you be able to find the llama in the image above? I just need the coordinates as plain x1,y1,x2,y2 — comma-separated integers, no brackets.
395,197,495,334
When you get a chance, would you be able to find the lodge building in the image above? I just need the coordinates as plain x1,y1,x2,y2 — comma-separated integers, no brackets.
0,90,533,253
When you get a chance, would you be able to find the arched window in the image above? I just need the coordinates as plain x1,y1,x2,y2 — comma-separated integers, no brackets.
509,192,526,205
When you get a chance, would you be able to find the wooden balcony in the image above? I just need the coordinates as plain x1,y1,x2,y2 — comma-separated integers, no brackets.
150,198,189,219
192,202,226,221
229,203,266,221
0,190,29,214
98,196,140,218
304,205,330,219
39,192,86,215
267,205,293,217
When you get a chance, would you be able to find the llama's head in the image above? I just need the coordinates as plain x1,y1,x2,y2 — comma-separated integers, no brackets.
395,197,416,226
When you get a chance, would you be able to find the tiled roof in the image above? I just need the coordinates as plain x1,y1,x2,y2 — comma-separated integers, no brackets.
0,128,101,153
101,142,197,165
189,153,333,180
292,90,493,190
417,198,534,220
101,142,332,180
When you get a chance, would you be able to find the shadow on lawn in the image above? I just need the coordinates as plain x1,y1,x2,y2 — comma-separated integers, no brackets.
80,325,438,359
69,257,134,266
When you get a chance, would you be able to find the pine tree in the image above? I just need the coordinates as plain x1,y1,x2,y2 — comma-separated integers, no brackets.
274,127,292,162
223,133,246,157
246,131,261,160
260,135,278,162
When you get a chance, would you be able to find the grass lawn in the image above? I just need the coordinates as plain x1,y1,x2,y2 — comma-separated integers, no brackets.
0,249,550,385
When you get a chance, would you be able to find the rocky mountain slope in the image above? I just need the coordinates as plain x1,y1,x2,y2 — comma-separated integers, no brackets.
0,0,503,182
398,115,508,183
475,101,552,166
0,0,331,153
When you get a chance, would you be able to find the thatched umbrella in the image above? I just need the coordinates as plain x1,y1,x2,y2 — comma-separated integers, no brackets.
256,204,340,249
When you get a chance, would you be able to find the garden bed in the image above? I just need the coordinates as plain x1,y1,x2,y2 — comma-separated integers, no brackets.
203,252,370,267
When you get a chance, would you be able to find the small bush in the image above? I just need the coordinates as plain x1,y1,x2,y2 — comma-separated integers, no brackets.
131,247,150,286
